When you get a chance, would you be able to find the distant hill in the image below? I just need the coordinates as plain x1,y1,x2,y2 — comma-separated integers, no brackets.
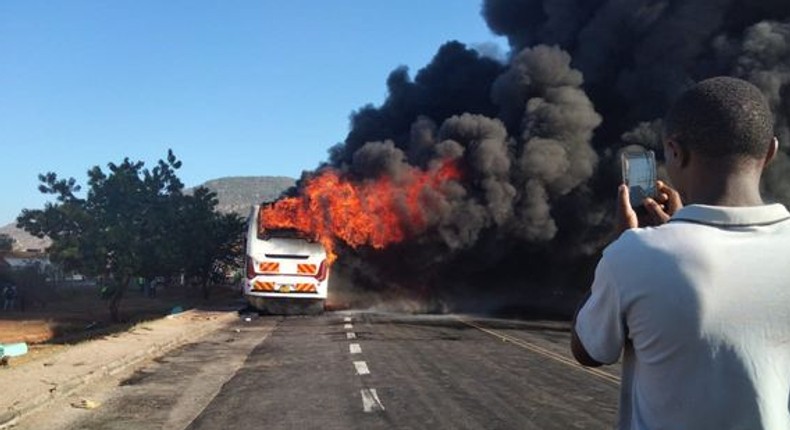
0,222,50,252
195,176,296,216
0,175,296,251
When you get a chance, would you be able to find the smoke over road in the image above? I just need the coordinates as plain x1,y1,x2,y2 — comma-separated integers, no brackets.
265,1,790,313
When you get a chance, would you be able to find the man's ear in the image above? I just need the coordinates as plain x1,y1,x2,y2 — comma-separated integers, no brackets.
665,139,689,168
764,137,779,166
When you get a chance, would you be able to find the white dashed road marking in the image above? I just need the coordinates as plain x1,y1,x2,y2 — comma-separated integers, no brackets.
343,316,382,413
361,388,385,412
354,361,370,375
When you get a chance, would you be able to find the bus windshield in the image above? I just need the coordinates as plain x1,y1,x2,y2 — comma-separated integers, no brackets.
257,205,316,241
257,226,313,241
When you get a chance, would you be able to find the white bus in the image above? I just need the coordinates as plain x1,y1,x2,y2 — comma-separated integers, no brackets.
242,205,329,314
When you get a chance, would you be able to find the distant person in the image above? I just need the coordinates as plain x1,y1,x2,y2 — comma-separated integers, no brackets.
572,77,790,429
1,283,7,310
147,278,159,298
3,283,16,311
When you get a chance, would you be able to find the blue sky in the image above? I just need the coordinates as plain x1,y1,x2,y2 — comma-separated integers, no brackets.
0,1,506,225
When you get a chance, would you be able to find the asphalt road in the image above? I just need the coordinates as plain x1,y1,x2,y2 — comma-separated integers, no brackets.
18,312,621,430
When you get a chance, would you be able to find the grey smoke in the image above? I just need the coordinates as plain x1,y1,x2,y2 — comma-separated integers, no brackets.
351,140,409,182
438,113,515,227
491,45,601,240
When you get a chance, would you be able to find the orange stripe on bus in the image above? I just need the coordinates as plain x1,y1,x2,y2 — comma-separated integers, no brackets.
258,262,280,273
252,281,276,291
295,283,316,293
297,264,317,275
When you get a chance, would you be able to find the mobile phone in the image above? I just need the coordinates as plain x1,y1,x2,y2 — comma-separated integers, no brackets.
621,150,657,207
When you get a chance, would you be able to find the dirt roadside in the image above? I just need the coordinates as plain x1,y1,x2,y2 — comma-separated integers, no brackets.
0,308,241,429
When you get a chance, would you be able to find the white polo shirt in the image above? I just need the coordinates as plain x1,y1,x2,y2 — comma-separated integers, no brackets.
575,204,790,430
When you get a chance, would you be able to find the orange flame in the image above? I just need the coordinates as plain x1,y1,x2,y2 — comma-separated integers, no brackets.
260,159,462,263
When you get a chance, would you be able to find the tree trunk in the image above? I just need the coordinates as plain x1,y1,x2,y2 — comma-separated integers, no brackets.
109,275,129,322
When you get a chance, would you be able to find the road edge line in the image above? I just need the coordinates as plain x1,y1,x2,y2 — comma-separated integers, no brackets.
458,317,621,385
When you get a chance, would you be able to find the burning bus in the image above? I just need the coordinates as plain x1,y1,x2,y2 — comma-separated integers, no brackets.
242,204,329,314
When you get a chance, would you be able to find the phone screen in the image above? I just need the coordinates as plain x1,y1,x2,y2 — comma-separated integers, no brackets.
622,150,657,207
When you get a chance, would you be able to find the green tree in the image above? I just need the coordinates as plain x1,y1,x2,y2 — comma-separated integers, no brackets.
18,151,186,321
0,234,14,253
177,187,245,299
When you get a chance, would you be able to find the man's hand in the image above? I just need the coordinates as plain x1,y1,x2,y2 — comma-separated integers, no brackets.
616,181,683,235
616,184,639,234
644,180,683,224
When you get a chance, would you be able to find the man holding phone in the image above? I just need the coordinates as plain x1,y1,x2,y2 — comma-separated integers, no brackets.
571,76,790,429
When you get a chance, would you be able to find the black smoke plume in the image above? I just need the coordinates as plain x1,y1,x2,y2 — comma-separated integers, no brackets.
286,1,790,314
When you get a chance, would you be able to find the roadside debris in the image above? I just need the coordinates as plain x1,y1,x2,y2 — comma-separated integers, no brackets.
71,399,100,409
166,306,188,320
0,342,29,362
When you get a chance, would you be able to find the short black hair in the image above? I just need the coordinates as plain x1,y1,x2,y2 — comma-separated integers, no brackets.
664,76,774,160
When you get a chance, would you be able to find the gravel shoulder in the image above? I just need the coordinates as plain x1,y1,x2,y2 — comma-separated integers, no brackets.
0,308,241,429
